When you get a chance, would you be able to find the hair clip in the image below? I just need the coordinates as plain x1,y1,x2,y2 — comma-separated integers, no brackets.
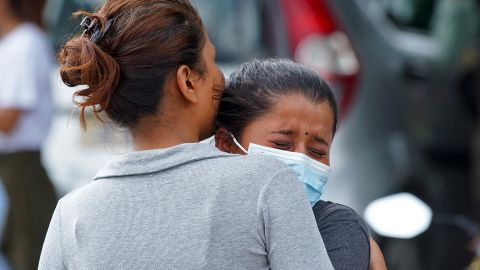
80,16,114,44
80,16,94,38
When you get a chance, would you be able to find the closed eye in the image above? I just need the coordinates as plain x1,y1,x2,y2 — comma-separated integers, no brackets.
270,141,292,150
308,148,327,158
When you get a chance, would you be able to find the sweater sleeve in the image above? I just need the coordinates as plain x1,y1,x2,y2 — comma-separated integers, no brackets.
257,167,334,270
38,203,65,270
313,201,371,270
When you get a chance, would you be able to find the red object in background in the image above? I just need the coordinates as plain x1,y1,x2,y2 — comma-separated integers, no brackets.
280,0,336,48
280,0,360,118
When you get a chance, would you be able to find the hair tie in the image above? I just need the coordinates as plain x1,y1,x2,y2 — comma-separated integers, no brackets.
80,16,113,44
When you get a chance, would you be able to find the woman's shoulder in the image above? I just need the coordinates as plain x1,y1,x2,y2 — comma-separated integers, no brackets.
67,144,294,204
226,153,290,173
313,201,360,218
54,145,298,226
192,142,291,180
313,200,370,236
214,153,297,193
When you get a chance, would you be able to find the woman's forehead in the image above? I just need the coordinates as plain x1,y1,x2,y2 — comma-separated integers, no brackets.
256,96,334,135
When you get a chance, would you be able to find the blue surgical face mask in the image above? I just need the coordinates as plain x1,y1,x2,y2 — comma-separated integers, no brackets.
230,134,330,206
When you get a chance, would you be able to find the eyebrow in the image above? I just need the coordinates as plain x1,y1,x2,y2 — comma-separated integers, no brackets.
271,130,294,136
271,130,330,146
314,136,329,146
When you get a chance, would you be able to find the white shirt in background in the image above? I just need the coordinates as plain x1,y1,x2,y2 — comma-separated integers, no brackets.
0,23,54,153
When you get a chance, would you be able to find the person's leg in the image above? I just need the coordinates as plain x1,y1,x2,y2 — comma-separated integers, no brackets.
0,152,57,270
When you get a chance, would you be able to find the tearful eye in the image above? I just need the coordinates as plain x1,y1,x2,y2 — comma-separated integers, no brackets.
271,141,291,150
309,148,327,158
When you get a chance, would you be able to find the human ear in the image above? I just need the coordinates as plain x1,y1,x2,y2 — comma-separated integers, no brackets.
176,65,200,104
215,127,235,153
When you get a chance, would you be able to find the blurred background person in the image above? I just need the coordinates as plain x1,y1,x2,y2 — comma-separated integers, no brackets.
0,0,58,269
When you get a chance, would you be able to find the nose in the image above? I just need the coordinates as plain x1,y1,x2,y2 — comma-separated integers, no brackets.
293,144,308,156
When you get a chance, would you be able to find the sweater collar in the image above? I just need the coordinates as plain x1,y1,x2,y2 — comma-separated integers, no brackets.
94,143,233,180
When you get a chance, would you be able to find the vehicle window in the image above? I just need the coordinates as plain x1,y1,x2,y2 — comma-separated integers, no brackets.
191,0,273,63
371,0,436,32
372,0,479,35
371,0,479,66
45,0,103,48
47,0,278,62
398,0,436,31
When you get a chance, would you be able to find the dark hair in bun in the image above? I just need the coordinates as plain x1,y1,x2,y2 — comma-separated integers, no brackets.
59,0,206,128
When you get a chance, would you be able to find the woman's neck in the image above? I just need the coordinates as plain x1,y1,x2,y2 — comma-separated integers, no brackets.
131,116,201,151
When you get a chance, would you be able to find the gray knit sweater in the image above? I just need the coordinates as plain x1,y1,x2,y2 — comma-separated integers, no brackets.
39,143,334,270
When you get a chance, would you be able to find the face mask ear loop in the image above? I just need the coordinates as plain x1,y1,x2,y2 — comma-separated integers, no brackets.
229,133,248,154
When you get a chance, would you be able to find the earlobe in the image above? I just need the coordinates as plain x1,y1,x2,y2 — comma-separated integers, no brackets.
176,65,198,104
215,127,234,153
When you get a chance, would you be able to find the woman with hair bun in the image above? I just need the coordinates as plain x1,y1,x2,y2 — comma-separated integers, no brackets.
39,1,334,269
